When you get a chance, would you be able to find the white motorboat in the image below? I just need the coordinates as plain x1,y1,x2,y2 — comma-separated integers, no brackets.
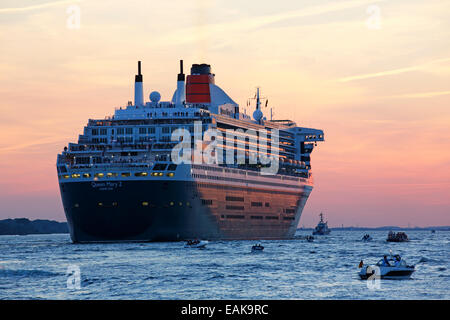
358,254,415,279
184,240,208,248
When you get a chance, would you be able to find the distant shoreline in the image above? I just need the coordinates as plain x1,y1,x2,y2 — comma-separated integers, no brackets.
0,218,448,236
297,226,450,231
0,218,68,235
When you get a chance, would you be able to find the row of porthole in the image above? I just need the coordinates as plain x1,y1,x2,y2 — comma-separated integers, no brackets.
94,201,191,207
97,202,118,207
61,172,174,179
142,201,191,207
305,134,323,140
219,215,286,220
89,201,191,208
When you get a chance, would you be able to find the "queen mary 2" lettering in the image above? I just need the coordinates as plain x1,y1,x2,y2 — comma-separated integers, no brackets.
91,181,122,190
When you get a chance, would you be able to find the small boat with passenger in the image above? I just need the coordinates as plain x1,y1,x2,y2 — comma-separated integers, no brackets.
184,239,208,248
251,244,264,252
387,231,409,242
358,253,415,280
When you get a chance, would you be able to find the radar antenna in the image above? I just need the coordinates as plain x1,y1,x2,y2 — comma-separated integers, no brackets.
248,87,269,123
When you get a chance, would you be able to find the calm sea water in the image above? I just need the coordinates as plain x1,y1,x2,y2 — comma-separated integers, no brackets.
0,230,448,300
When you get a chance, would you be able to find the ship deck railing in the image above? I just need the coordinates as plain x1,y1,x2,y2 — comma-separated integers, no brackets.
69,162,153,170
63,161,311,179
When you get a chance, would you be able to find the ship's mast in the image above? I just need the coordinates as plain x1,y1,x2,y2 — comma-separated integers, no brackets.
252,87,263,123
256,87,261,110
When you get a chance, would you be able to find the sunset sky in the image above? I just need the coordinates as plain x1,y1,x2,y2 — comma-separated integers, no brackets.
0,0,449,227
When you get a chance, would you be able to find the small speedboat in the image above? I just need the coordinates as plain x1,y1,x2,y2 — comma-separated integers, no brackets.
184,240,208,248
251,244,264,252
306,235,314,242
387,231,409,242
362,234,372,242
358,254,415,280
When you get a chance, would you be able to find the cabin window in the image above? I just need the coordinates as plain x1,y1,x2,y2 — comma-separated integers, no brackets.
151,172,164,177
75,157,90,164
121,172,131,177
167,164,177,171
225,215,245,219
153,163,167,171
226,205,244,210
225,196,244,202
135,172,148,177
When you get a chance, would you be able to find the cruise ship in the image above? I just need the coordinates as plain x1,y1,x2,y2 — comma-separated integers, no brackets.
56,60,324,242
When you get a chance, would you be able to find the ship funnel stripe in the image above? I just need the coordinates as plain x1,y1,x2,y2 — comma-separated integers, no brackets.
186,74,213,103
186,84,210,94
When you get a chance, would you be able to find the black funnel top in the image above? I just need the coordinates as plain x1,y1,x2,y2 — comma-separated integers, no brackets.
178,60,185,81
191,63,211,75
135,61,142,82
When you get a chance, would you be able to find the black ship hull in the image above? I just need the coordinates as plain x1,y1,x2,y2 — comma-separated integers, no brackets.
59,180,309,243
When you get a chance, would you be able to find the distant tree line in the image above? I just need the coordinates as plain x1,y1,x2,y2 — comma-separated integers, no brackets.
0,218,68,235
